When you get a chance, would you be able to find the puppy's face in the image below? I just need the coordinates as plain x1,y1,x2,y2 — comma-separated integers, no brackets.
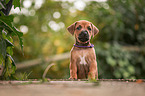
67,20,99,44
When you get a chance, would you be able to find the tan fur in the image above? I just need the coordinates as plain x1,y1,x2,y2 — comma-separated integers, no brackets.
67,20,99,79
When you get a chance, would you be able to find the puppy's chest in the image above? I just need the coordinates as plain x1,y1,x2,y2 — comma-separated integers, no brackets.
76,51,89,65
79,55,87,65
72,48,95,65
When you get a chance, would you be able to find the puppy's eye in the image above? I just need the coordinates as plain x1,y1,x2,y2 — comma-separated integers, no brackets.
87,27,91,31
76,25,82,30
76,27,81,30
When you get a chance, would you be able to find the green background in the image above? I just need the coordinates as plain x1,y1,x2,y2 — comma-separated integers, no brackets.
11,0,145,79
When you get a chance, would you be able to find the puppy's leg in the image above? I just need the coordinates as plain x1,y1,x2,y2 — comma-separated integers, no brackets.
88,60,98,80
69,61,77,79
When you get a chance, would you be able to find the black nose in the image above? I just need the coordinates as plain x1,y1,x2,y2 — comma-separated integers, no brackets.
84,31,88,35
81,30,88,35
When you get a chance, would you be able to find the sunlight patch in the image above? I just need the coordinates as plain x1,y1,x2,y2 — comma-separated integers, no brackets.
74,0,86,11
53,12,61,19
20,25,28,34
23,0,32,8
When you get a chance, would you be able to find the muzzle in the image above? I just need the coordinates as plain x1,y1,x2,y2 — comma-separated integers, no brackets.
78,30,89,42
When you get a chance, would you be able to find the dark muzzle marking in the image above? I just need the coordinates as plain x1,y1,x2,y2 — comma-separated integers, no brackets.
78,30,89,42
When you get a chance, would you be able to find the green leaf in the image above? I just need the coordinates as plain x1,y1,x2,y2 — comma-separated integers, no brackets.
14,27,23,52
6,34,13,43
0,14,13,26
118,60,128,67
5,39,14,47
114,70,121,78
127,65,135,74
3,24,14,34
6,47,13,56
0,38,6,58
0,14,23,52
7,54,16,67
4,54,16,79
123,71,130,78
0,54,5,66
106,57,116,67
2,30,14,48
12,0,20,9
6,0,10,4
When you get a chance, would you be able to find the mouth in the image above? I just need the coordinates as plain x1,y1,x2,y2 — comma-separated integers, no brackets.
78,36,89,43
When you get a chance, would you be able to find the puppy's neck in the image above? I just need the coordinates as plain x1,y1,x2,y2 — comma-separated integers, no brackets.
75,40,90,46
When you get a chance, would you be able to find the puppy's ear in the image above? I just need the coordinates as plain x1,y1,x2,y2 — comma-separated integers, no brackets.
67,22,76,35
91,24,99,37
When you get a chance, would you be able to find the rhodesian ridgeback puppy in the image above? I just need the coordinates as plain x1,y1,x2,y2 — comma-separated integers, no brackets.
67,20,99,80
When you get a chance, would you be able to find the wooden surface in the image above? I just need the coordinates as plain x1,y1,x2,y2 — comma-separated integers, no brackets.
0,79,145,96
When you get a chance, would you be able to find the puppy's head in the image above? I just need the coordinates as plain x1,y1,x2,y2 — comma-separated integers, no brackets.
67,20,99,44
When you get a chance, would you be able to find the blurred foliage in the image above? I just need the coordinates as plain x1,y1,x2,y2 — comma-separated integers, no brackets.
0,0,23,80
12,0,145,79
15,71,32,81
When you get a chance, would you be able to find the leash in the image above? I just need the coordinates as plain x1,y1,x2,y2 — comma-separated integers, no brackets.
73,44,94,48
